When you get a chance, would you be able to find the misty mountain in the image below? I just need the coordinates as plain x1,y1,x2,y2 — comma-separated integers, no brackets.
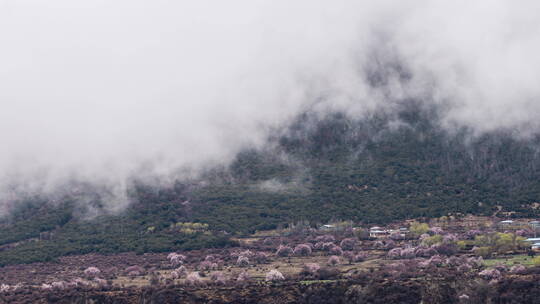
3,1,540,268
193,100,540,232
1,101,540,265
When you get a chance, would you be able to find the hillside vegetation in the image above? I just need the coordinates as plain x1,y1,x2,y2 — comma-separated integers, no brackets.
1,101,540,264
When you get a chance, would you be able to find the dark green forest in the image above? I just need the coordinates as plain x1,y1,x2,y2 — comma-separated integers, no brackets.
1,100,540,265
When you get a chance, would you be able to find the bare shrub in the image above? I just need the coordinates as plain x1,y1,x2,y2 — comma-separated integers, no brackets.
237,270,251,282
316,235,335,242
237,256,250,267
400,247,416,259
84,266,101,279
354,252,369,262
170,270,180,280
384,240,396,249
389,232,403,241
198,260,213,271
429,227,444,235
127,271,140,278
175,265,188,277
301,263,321,276
41,284,52,290
329,245,343,256
388,248,402,259
327,255,340,266
416,247,437,257
468,256,484,268
125,265,145,275
210,271,228,285
293,244,312,256
276,245,293,257
185,272,205,286
71,278,89,287
340,238,357,250
432,243,458,256
254,252,269,264
510,264,526,274
322,242,335,251
239,250,253,257
343,251,355,264
443,234,458,243
374,241,385,249
94,278,108,287
457,263,472,273
265,269,285,282
478,269,501,280
171,266,188,280
51,281,67,290
168,253,187,267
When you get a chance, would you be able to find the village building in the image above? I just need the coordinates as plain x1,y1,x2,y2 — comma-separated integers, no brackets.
320,224,336,231
369,226,388,238
529,221,540,229
499,220,514,226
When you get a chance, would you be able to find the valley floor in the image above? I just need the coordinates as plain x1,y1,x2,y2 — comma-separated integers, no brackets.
1,217,540,303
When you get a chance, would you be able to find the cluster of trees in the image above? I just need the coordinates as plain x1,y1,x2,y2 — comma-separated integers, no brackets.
471,232,527,258
0,205,235,266
171,222,210,235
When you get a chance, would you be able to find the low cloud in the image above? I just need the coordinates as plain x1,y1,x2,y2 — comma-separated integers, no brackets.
1,1,540,214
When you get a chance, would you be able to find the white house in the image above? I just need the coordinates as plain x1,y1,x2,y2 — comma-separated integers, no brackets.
320,224,336,231
369,226,388,238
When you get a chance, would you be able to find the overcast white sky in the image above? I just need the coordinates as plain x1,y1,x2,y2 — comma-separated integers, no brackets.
1,1,540,213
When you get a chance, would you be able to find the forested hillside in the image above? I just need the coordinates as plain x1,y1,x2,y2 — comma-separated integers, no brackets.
192,100,540,232
1,100,540,265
